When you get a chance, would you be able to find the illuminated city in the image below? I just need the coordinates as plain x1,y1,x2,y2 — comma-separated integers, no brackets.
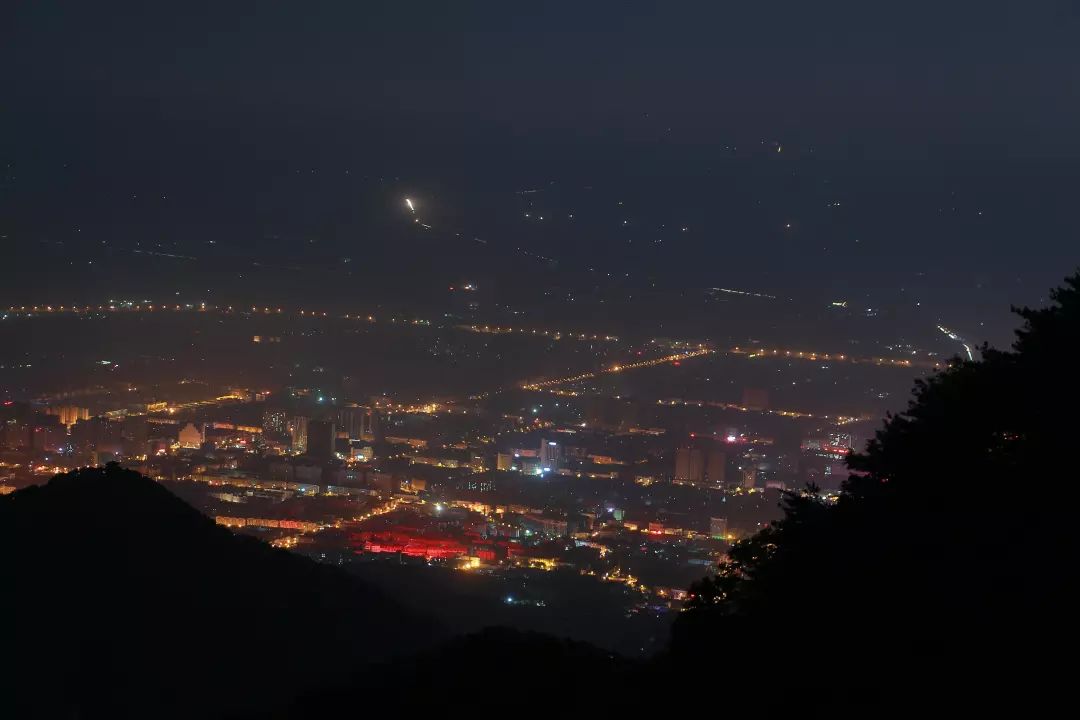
3,2,1078,717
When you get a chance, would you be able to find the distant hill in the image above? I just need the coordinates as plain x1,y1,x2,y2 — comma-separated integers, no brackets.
0,464,441,719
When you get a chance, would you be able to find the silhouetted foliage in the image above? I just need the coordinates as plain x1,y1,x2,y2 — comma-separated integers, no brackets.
673,272,1080,708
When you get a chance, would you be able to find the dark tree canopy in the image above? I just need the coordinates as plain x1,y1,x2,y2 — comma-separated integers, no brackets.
673,272,1080,706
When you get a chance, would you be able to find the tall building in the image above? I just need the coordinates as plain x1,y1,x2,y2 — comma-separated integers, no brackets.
539,439,563,471
262,409,288,436
338,405,363,440
290,416,309,454
338,405,380,441
706,449,726,485
675,447,705,484
709,517,729,539
46,405,90,429
364,407,381,442
306,420,336,459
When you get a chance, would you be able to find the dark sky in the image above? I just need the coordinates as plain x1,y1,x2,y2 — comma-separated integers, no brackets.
4,1,1080,346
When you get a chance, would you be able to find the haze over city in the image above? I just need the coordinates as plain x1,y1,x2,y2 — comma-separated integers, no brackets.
3,2,1078,717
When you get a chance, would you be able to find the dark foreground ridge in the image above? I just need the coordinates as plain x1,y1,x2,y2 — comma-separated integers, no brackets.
0,464,441,718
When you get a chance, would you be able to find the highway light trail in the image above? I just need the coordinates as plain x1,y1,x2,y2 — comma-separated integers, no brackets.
937,325,974,361
5,303,937,369
521,349,712,391
654,397,870,425
710,287,778,300
728,346,940,369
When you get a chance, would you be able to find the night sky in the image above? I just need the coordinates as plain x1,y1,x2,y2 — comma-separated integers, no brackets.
5,1,1079,347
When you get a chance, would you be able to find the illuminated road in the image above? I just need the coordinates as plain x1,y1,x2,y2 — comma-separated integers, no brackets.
653,396,869,425
727,346,940,370
521,349,713,391
528,385,869,426
937,325,974,362
458,323,619,342
5,302,938,371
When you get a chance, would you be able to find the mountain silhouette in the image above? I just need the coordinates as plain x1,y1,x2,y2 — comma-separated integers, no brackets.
0,464,441,718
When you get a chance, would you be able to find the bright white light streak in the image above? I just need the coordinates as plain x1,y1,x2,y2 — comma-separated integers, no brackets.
937,325,974,361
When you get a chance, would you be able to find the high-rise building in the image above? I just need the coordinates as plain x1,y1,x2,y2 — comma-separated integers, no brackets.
290,416,309,454
709,517,729,539
45,405,90,429
337,405,380,441
496,453,514,471
539,439,563,471
338,405,362,440
706,449,726,485
675,447,705,484
306,420,336,459
262,409,288,436
369,408,382,442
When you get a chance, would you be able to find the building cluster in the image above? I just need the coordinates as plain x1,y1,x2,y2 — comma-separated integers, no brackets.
2,363,869,612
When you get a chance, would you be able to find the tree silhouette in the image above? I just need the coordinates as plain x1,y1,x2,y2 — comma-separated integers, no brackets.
673,271,1080,708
